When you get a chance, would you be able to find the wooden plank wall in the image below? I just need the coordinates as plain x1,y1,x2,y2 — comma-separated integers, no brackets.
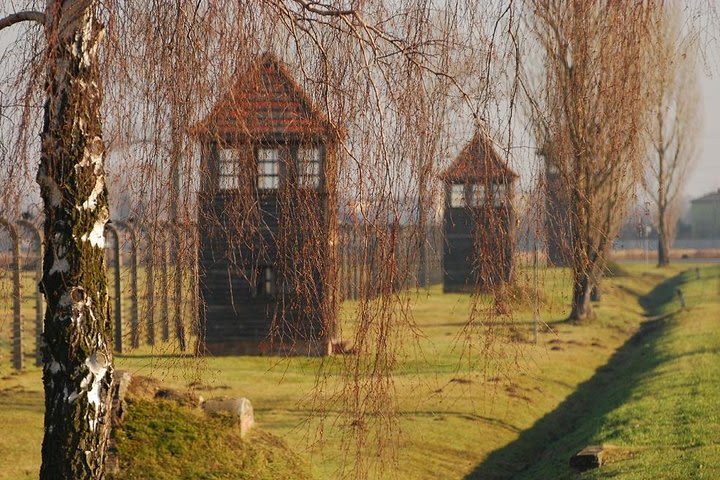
443,206,514,293
336,224,443,302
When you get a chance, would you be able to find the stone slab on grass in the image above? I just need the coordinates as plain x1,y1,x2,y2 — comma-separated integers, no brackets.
202,396,255,437
570,445,605,471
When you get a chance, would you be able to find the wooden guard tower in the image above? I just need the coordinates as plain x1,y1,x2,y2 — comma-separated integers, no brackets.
540,146,572,267
442,131,517,293
193,53,338,355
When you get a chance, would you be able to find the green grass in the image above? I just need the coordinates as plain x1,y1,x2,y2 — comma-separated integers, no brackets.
470,265,720,479
0,263,718,479
113,399,310,480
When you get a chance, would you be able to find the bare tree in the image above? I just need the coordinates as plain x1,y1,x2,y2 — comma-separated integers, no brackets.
644,6,701,267
526,0,656,321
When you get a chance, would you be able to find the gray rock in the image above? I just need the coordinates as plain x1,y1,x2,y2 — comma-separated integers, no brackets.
107,370,133,476
111,370,133,426
570,445,604,471
115,370,133,402
202,397,254,437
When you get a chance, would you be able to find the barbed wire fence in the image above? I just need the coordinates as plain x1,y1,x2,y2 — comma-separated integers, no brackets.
0,217,450,370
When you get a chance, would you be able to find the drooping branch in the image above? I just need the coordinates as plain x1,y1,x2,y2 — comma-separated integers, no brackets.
291,0,355,17
0,10,45,31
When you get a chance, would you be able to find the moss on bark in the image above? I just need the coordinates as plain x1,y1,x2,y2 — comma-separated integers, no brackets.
38,2,114,479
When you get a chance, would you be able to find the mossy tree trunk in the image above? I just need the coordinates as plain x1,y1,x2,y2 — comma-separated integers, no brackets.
655,128,671,268
567,184,604,322
657,198,671,267
569,269,596,321
38,1,114,479
657,234,670,267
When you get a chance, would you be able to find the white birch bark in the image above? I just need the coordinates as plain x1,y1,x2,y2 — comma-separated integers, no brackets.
37,1,114,478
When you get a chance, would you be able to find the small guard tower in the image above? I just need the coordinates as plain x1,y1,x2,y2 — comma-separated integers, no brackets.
442,131,517,293
540,147,572,266
194,53,338,355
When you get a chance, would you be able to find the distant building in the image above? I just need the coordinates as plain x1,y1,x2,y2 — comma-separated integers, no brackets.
690,189,720,238
193,53,339,355
541,152,572,266
441,131,517,293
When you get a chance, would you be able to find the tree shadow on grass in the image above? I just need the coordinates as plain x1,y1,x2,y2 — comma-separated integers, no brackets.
638,270,689,317
464,273,685,480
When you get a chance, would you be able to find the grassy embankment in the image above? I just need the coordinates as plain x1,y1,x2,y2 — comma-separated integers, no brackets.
1,263,718,479
471,264,720,479
113,398,311,480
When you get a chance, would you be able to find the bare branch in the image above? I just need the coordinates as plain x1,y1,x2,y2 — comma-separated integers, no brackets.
291,0,355,17
0,11,45,31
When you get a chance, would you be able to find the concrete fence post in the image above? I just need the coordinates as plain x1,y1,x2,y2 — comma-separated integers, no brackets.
17,220,44,366
676,288,686,310
0,219,22,370
117,221,140,349
337,228,344,301
169,222,186,352
159,227,170,342
190,222,199,337
353,232,360,301
105,224,123,353
141,227,155,346
339,227,347,301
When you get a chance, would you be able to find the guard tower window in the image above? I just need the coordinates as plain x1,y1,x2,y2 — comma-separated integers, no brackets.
471,184,485,207
257,148,280,190
218,149,240,190
450,183,466,208
492,183,506,207
260,267,275,296
297,147,321,188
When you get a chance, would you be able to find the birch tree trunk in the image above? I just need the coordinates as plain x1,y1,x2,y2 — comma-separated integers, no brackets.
38,1,114,478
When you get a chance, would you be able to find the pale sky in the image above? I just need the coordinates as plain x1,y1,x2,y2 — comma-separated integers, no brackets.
691,71,720,199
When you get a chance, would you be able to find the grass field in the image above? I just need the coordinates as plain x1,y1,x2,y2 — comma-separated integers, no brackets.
483,264,720,480
0,263,718,479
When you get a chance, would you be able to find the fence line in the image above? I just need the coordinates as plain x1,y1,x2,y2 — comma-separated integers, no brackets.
139,226,155,346
116,221,139,349
0,219,22,370
1,218,444,370
16,220,43,366
166,222,187,352
335,224,443,302
105,224,123,354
